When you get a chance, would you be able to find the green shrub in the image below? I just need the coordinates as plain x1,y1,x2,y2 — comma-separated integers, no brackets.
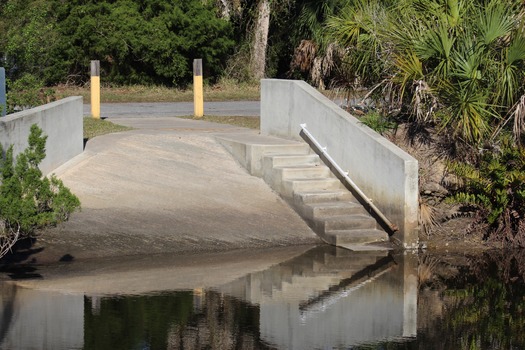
328,0,525,146
0,124,80,258
359,111,397,135
447,137,525,246
6,74,56,113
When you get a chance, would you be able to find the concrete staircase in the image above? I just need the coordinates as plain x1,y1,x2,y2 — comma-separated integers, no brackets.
216,133,390,251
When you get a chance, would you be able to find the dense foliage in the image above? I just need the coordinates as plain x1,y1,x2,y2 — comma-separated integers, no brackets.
4,74,55,113
0,0,354,87
0,125,80,259
328,0,525,145
411,251,525,349
448,138,525,246
0,0,235,86
0,0,345,87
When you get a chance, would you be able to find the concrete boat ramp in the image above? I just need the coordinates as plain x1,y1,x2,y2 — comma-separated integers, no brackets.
29,117,324,264
1,79,420,269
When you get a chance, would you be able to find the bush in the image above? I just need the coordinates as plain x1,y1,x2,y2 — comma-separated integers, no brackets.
0,124,80,258
6,74,56,113
447,137,525,246
359,111,397,135
52,0,234,86
328,0,525,146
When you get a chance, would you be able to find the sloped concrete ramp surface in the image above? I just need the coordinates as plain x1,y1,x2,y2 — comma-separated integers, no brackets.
34,118,320,263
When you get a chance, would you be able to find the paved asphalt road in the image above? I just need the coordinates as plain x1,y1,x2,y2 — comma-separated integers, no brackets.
83,101,260,118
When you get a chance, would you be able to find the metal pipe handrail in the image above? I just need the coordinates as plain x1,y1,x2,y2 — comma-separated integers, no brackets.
299,123,399,234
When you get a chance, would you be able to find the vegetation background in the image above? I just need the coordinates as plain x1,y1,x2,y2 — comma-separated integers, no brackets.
2,0,525,247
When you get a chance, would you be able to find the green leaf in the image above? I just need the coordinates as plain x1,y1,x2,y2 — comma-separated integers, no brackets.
475,1,515,47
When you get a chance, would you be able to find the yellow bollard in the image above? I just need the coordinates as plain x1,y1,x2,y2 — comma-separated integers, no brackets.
91,60,101,119
193,59,204,118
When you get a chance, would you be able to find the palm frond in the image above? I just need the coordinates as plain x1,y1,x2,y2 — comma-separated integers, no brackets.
416,23,455,80
393,50,424,97
475,0,515,46
290,40,317,72
450,45,482,83
507,36,525,65
419,199,440,235
326,3,365,47
297,0,346,47
499,63,519,107
439,82,496,144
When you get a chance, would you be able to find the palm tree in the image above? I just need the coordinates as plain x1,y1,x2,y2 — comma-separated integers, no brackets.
328,0,525,145
289,0,348,88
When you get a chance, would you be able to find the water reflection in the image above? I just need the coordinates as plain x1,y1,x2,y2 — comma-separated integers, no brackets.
0,284,83,349
215,247,417,349
413,250,525,350
4,246,525,349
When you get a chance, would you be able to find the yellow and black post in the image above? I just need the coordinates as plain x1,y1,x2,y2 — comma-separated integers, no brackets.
91,60,101,119
193,59,204,118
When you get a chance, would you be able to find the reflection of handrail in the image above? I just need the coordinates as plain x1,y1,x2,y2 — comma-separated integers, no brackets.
299,255,396,319
299,124,398,235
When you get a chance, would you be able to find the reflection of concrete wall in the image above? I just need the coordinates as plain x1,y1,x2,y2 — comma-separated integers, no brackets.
261,79,418,247
260,275,403,349
256,265,415,350
0,287,83,350
218,248,418,349
403,252,418,338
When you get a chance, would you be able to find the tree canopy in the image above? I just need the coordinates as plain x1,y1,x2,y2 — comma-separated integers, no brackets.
0,0,351,86
0,0,235,86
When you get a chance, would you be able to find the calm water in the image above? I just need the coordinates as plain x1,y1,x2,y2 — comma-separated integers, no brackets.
1,246,525,349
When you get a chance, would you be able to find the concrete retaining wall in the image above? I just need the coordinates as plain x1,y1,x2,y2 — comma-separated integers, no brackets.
261,79,419,248
0,96,83,175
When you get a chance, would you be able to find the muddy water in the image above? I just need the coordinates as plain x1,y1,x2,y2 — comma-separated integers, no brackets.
1,246,524,349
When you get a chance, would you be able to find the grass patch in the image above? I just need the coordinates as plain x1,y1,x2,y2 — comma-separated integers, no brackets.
177,115,260,129
83,114,258,142
55,79,260,103
83,117,133,140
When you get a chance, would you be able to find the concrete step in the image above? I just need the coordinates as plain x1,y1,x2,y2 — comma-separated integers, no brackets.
261,143,311,156
294,190,357,204
301,201,366,220
217,133,391,251
274,165,331,180
323,229,389,245
263,154,321,168
282,178,343,198
216,134,311,176
318,214,377,232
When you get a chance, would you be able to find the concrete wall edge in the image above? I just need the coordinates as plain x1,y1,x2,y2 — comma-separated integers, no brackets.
0,97,84,175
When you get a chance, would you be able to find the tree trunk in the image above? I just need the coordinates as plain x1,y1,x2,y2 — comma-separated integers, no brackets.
251,0,270,80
